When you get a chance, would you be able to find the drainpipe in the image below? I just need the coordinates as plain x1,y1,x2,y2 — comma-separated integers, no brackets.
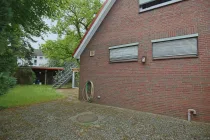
188,109,196,121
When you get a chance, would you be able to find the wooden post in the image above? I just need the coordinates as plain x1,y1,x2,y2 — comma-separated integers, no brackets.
72,71,75,88
45,70,47,85
72,68,79,88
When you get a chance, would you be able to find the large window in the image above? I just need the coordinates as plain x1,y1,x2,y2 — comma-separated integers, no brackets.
139,0,183,12
152,34,198,59
109,43,139,63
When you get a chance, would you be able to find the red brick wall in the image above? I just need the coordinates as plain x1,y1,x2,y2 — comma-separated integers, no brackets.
79,0,210,122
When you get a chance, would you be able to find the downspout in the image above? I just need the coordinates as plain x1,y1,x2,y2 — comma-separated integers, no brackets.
188,109,196,121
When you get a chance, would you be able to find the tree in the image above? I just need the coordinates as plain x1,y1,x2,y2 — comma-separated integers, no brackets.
0,50,17,95
41,0,102,62
0,0,63,57
0,0,63,94
42,31,80,62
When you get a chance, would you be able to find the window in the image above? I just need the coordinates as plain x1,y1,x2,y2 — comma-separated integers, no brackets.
139,0,183,12
40,56,43,59
152,34,198,59
109,43,139,63
34,60,37,65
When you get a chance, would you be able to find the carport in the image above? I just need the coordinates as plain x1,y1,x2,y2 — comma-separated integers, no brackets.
31,66,64,85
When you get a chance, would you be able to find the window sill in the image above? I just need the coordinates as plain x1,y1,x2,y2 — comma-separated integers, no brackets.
109,59,138,63
139,0,183,13
153,55,198,60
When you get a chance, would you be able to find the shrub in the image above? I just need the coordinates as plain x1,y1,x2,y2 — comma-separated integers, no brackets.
0,50,17,95
0,73,17,95
15,67,36,85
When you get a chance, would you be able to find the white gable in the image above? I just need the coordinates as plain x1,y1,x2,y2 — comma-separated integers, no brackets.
73,0,116,59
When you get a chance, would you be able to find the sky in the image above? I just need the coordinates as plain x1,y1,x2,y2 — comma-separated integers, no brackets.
32,0,106,49
31,19,58,49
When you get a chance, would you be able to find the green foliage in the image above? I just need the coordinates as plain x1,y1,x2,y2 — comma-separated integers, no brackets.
0,50,17,95
0,85,64,108
0,50,17,73
15,67,36,85
42,0,102,61
52,0,102,38
47,59,64,67
0,0,64,62
0,73,17,95
0,0,64,60
42,31,80,61
0,0,62,94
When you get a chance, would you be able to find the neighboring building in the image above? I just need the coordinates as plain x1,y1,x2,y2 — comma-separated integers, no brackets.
73,0,210,122
17,49,58,85
31,49,48,66
17,58,29,66
17,49,48,66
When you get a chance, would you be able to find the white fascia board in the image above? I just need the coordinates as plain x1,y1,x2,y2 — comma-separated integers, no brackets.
74,0,116,59
152,33,198,43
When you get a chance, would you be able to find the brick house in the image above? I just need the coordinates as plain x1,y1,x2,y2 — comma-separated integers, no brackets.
73,0,210,122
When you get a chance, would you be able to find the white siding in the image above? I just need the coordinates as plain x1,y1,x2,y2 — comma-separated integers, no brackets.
31,56,48,66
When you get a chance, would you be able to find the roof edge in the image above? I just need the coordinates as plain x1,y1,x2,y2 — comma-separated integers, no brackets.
73,0,116,59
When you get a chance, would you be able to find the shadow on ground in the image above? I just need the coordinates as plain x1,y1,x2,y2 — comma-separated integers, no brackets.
0,106,7,111
0,88,210,140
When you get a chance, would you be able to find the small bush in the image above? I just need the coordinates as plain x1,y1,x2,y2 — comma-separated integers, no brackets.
15,67,36,85
0,73,17,95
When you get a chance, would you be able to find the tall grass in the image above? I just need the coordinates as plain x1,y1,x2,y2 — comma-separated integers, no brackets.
0,85,64,108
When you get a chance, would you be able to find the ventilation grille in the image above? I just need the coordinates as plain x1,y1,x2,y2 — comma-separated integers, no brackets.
90,51,95,57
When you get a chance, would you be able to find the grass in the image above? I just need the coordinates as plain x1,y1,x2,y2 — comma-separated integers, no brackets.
0,85,64,108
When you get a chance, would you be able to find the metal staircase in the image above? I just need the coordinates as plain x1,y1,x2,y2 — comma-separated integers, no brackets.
52,62,77,89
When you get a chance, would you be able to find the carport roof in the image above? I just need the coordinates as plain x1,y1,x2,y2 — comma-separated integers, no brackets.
31,66,64,71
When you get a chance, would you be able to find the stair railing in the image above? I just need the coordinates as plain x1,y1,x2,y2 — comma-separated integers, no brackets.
52,62,77,88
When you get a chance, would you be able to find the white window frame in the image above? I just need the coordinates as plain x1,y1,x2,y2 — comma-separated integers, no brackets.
152,34,199,60
139,0,183,13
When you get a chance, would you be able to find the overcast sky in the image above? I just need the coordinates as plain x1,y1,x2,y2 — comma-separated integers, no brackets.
32,0,106,49
31,19,58,49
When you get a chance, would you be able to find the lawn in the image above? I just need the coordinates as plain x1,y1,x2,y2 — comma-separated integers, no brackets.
0,85,64,108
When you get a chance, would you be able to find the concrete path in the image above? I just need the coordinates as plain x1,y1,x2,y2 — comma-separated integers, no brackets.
0,88,210,140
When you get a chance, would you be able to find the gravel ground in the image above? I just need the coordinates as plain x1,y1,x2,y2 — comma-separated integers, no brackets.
0,88,210,140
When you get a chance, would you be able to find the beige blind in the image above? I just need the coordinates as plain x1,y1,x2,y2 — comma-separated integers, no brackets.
110,44,138,62
139,0,155,5
153,37,198,59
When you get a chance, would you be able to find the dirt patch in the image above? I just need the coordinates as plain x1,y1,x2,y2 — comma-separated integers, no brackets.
56,88,79,102
56,88,78,94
